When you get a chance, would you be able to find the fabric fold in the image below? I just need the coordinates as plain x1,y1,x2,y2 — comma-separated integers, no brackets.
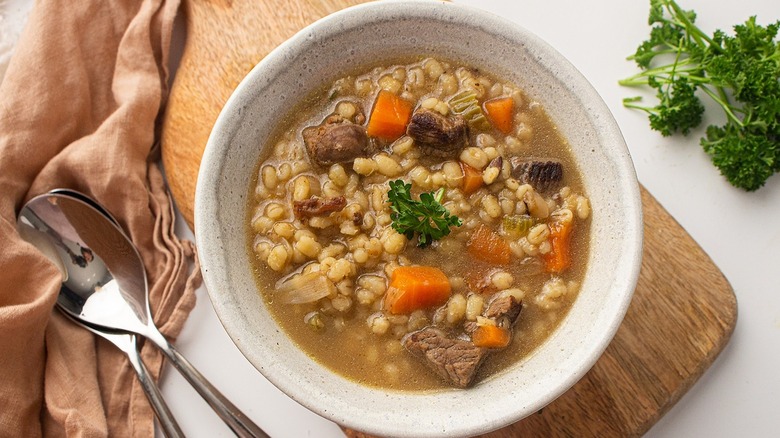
0,0,199,436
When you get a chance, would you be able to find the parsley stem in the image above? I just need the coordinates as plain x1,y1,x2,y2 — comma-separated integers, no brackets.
698,85,744,127
665,1,716,48
433,188,445,204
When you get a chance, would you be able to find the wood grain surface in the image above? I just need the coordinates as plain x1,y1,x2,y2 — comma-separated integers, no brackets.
161,1,738,436
162,0,365,224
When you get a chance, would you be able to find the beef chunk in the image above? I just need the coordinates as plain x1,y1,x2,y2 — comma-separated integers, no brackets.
293,196,346,219
463,294,523,335
352,211,364,226
406,109,468,156
465,269,500,295
462,321,478,335
404,296,523,387
484,295,523,327
509,158,563,192
303,114,370,165
403,328,488,388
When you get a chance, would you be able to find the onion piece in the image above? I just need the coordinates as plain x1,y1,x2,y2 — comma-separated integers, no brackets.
276,271,335,304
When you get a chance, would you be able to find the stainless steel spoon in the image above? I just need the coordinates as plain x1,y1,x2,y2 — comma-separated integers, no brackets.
29,189,184,437
17,191,268,438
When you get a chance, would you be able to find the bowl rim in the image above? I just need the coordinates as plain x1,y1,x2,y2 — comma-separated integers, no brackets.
195,1,643,436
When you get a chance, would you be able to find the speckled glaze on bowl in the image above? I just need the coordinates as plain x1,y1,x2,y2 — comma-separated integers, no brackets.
195,1,643,436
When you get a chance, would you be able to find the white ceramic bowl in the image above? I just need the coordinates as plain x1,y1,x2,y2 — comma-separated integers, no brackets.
195,1,643,436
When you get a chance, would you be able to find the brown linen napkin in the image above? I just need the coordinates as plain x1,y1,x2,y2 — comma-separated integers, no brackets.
0,0,201,436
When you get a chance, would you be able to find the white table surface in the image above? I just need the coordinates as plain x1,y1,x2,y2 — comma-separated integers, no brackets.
3,0,778,437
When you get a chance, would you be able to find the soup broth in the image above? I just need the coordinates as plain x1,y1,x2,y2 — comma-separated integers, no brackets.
247,57,590,390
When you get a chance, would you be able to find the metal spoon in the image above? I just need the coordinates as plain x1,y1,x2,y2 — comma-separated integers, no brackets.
26,189,184,437
17,191,268,438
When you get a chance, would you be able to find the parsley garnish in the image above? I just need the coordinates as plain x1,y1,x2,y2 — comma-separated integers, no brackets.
620,0,780,191
387,180,462,247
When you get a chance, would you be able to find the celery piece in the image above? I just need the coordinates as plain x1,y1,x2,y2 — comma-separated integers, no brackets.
502,215,535,238
449,90,490,130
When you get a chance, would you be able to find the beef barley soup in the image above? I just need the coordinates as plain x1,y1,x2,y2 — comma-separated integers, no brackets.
247,57,591,390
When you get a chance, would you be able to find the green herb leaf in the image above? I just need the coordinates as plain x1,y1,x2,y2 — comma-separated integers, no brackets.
387,180,462,247
620,0,780,191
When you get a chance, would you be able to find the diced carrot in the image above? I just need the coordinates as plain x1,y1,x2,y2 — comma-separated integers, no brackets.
471,324,511,348
543,220,573,273
366,90,413,141
460,161,483,195
384,266,452,315
466,224,511,265
483,97,515,134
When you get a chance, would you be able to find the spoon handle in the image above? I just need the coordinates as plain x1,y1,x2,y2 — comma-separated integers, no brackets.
123,336,186,438
66,317,185,438
149,331,269,438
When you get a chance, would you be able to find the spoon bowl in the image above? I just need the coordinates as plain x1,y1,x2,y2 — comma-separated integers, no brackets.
19,193,151,332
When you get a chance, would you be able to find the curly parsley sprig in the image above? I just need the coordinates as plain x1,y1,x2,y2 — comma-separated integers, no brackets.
620,0,780,191
387,179,462,247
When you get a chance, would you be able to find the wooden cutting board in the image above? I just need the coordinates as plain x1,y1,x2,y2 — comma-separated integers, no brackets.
161,1,737,436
